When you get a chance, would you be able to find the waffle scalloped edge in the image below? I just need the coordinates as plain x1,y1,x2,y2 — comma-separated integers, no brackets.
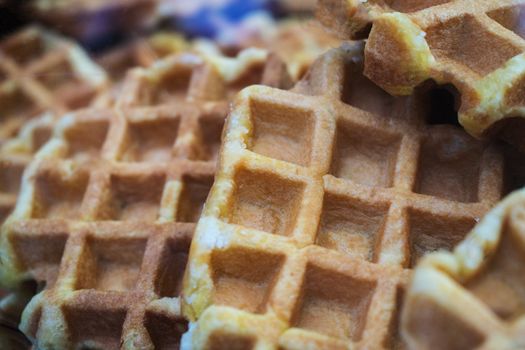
402,187,525,349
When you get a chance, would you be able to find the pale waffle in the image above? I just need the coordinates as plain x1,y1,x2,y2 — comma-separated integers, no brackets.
0,25,108,145
0,48,292,349
403,188,525,349
180,43,521,349
318,0,525,151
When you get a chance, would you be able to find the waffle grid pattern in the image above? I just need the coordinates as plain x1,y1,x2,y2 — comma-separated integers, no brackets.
0,27,108,227
182,44,507,349
0,49,291,349
0,26,107,141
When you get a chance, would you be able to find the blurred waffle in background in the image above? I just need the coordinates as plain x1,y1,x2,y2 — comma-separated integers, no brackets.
94,32,190,107
0,24,108,349
230,19,341,80
0,25,108,223
0,44,292,349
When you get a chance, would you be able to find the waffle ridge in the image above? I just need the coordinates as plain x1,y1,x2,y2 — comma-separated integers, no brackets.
0,47,291,349
181,43,513,349
0,26,108,140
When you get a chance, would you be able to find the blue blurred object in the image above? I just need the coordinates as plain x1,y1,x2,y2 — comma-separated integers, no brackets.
161,0,273,38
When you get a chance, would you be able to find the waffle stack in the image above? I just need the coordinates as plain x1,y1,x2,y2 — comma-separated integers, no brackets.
0,47,292,349
403,187,525,349
317,0,525,152
181,43,518,349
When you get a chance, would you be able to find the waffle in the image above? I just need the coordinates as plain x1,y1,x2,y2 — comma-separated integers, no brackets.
97,33,190,83
0,26,108,145
403,188,525,349
24,0,157,45
318,0,525,151
0,47,292,349
180,43,520,349
234,20,341,80
94,32,189,107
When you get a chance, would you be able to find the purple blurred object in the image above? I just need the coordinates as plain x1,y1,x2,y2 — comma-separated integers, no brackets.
22,0,157,50
159,0,273,38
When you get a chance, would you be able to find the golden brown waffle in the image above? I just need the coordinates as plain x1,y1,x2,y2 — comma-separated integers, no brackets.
181,43,519,349
318,0,525,151
403,188,525,349
0,26,107,224
0,48,291,349
0,25,108,224
0,26,108,145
